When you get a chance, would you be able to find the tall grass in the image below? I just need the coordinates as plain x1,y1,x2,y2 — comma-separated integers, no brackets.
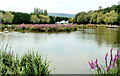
0,50,51,75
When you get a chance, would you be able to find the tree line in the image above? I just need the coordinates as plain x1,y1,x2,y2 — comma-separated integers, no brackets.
69,5,120,25
0,5,119,25
0,8,69,24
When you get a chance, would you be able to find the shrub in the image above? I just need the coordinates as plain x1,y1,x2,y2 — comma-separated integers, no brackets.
0,50,51,75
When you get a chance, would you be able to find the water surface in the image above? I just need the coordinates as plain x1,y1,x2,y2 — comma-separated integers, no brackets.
0,27,120,74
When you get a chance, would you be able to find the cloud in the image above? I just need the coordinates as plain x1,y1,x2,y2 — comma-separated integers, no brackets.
0,0,119,14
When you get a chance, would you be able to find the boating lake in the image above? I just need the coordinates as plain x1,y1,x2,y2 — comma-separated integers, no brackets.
0,27,120,74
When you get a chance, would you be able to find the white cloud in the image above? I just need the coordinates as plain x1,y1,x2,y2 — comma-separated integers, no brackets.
0,0,119,14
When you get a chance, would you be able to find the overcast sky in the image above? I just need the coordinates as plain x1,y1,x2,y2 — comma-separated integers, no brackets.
0,0,119,14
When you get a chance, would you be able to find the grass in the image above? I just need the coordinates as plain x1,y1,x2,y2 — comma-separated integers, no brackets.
0,50,51,75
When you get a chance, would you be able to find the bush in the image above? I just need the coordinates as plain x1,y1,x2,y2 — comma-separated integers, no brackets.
0,50,51,75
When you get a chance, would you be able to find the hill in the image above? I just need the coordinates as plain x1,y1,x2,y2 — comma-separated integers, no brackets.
48,13,74,17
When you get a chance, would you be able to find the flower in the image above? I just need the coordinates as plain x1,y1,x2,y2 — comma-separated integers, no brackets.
110,48,113,59
110,48,113,65
88,59,98,69
95,59,98,67
117,49,120,60
106,64,112,71
113,54,117,67
105,53,108,67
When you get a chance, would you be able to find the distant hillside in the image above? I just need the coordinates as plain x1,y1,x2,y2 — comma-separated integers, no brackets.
48,13,74,17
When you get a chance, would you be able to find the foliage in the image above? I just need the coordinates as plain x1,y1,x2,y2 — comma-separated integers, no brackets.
68,17,74,23
88,49,120,75
0,12,3,23
73,5,120,25
33,7,48,16
0,50,51,75
77,12,86,24
38,15,50,24
2,12,14,24
49,16,56,24
30,15,40,23
11,12,30,24
55,16,69,22
44,9,48,16
103,10,118,24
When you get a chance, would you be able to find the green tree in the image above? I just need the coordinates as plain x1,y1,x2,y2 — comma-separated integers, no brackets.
33,7,40,15
30,15,40,23
77,12,86,24
43,9,48,16
33,7,45,15
84,10,93,23
49,16,56,24
90,12,98,23
12,12,30,24
98,6,102,10
0,12,3,23
3,12,14,24
38,15,50,23
97,12,104,24
44,16,50,23
68,17,74,23
103,10,118,24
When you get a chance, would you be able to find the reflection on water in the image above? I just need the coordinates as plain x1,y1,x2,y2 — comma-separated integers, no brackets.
0,28,120,74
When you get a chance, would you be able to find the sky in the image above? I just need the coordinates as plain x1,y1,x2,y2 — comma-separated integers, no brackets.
0,0,119,14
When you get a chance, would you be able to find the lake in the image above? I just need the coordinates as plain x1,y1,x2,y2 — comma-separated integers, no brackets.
0,27,120,74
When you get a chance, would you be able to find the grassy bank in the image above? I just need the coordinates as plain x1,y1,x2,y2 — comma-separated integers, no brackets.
77,24,120,29
0,24,77,32
0,50,51,75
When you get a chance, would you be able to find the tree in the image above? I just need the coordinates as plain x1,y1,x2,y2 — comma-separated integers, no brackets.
68,17,74,23
38,15,50,24
97,12,104,24
49,16,56,24
77,12,86,24
84,10,93,23
3,12,14,24
12,12,30,24
43,10,48,16
30,15,40,23
33,7,45,15
0,12,3,23
90,12,98,23
98,6,102,10
103,10,118,24
44,16,50,23
33,7,40,15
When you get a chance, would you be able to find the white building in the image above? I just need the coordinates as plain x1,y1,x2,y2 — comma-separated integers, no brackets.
56,20,68,24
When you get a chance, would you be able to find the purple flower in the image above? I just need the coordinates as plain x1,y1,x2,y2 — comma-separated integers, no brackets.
95,59,98,67
117,49,120,60
105,53,108,67
106,64,112,71
88,60,98,69
113,54,117,67
110,48,113,65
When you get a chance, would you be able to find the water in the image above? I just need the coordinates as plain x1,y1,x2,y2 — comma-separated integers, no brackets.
0,27,120,74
